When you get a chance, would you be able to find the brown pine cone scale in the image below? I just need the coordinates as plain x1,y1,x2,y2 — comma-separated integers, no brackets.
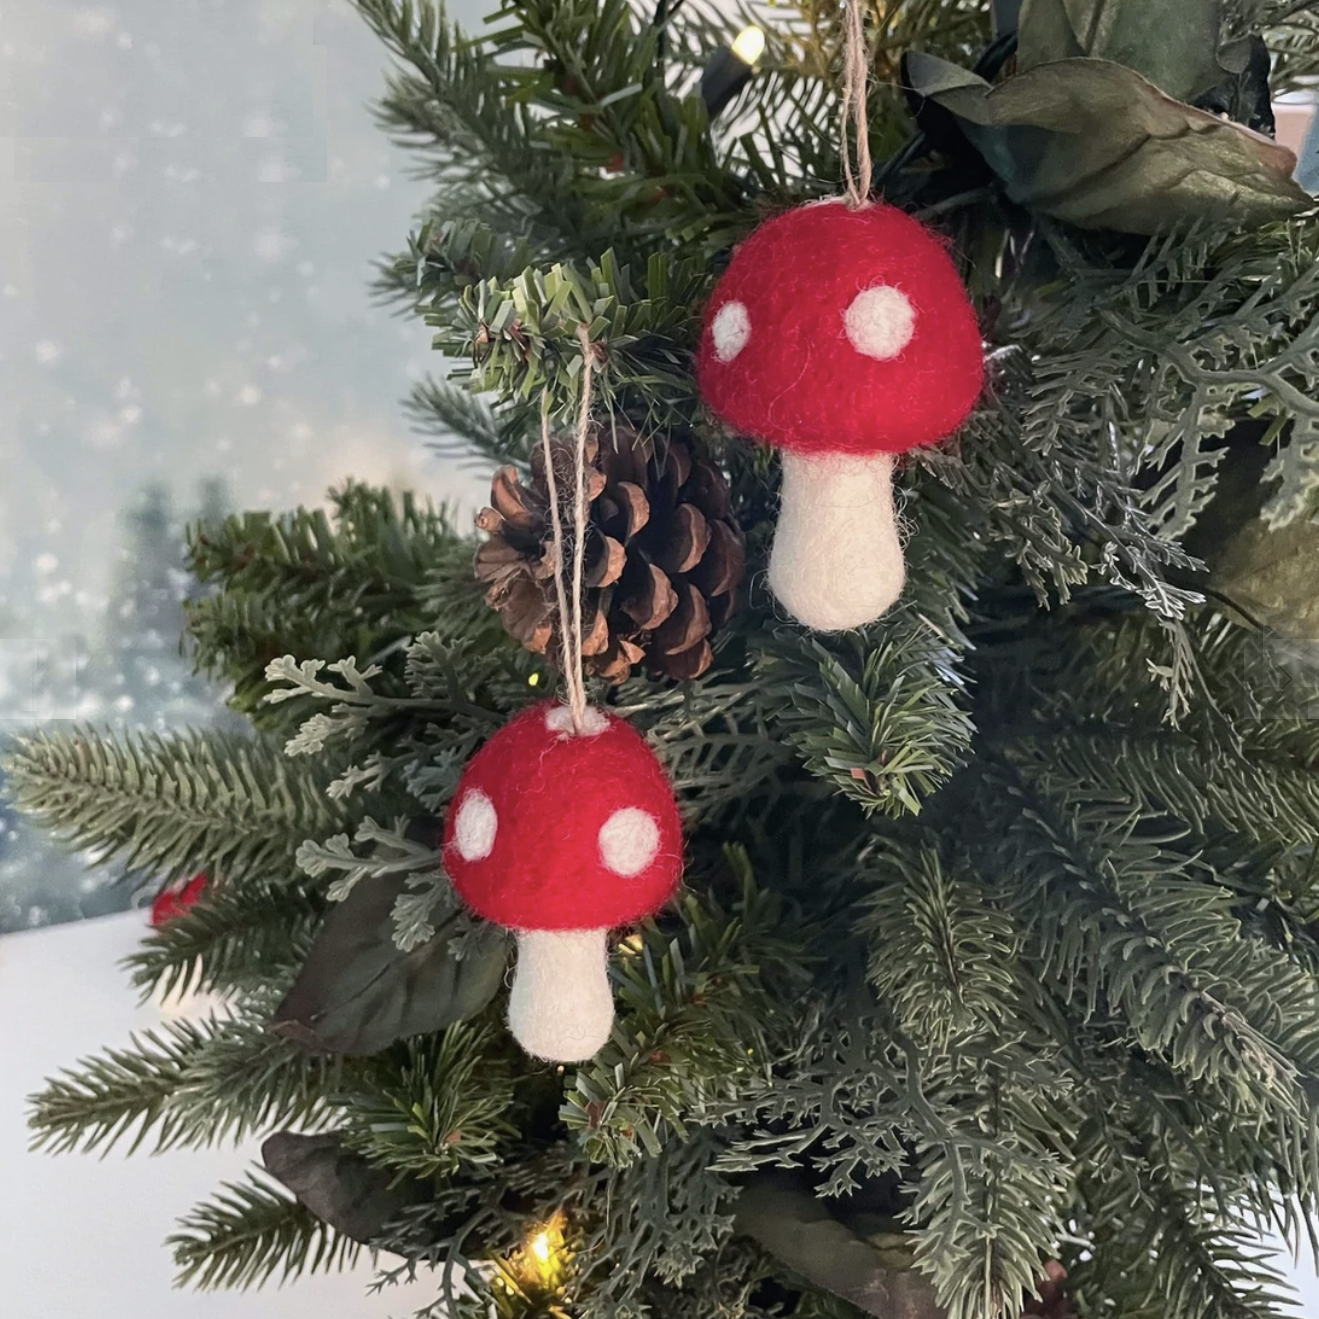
474,423,744,684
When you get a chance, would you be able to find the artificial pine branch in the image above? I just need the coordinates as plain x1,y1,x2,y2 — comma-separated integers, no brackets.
124,879,323,1001
405,377,517,468
187,483,470,716
861,842,1018,1049
563,859,810,1165
29,1008,338,1156
2,727,348,883
169,1171,359,1290
339,1025,517,1179
755,618,975,815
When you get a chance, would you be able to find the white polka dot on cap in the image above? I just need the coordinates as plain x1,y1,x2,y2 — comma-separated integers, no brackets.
598,807,661,877
844,285,916,360
453,789,498,861
711,300,751,363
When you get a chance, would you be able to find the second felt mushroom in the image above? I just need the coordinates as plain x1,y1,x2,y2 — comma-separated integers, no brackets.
443,699,683,1063
697,199,984,632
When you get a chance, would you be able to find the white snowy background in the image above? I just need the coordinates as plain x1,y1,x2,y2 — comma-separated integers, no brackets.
1,1,1318,1316
0,0,487,930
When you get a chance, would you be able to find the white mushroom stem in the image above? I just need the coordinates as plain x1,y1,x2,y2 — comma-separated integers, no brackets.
508,928,614,1063
768,449,905,631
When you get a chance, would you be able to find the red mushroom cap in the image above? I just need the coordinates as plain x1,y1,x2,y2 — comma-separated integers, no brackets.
696,199,984,457
443,700,683,932
151,873,208,927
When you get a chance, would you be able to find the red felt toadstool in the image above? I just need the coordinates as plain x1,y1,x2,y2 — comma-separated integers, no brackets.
697,199,984,631
443,699,683,1062
151,873,208,927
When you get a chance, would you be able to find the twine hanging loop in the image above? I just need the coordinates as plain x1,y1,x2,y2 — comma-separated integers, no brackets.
840,0,873,209
538,323,598,736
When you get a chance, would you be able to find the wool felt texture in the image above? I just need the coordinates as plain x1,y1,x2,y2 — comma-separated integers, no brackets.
769,449,905,631
443,698,683,932
151,873,207,927
696,199,984,456
507,928,615,1061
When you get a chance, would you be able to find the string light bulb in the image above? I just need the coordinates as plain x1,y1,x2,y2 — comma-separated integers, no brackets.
731,25,766,66
700,24,765,118
514,1210,569,1289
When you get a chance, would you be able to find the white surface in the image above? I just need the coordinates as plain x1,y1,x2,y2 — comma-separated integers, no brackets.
0,910,440,1317
544,705,607,737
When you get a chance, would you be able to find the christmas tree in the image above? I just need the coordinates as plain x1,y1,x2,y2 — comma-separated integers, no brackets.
9,1,1319,1315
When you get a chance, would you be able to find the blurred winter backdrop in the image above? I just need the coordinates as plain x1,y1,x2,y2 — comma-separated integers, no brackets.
3,5,1319,1316
0,0,486,930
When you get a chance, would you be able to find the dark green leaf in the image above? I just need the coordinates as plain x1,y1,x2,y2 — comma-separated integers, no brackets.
905,52,1309,233
261,1131,421,1243
272,874,509,1056
992,0,1025,38
1196,36,1276,136
734,1172,942,1319
1018,0,1224,103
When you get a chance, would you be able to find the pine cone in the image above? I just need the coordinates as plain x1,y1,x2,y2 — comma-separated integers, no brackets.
474,422,744,683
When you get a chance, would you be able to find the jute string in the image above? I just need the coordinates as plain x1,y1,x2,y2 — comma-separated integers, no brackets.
538,323,597,735
839,0,873,209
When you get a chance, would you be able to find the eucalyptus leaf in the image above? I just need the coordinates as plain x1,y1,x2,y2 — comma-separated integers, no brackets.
272,872,509,1056
1018,0,1223,103
1016,0,1084,67
734,1172,942,1319
261,1131,422,1243
905,52,1308,233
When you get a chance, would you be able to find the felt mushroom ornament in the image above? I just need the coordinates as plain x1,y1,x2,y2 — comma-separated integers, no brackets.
697,198,984,631
444,700,683,1062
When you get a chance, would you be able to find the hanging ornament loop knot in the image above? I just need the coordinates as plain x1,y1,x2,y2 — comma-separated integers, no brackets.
538,322,598,736
840,0,873,209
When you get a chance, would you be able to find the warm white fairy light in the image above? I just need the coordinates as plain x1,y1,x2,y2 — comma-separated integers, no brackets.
731,24,765,66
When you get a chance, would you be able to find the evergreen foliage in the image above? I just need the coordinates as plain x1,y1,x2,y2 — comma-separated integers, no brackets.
168,1171,361,1290
9,1,1319,1317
